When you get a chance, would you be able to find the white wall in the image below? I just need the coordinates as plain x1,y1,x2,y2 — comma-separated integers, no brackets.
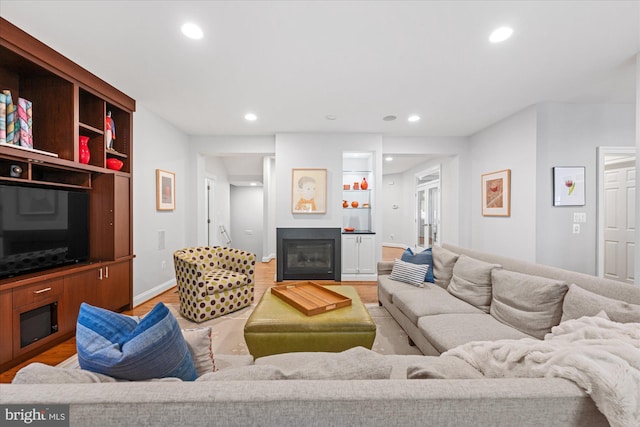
132,105,190,306
469,106,538,261
381,173,405,246
536,103,636,274
262,156,276,261
230,186,264,259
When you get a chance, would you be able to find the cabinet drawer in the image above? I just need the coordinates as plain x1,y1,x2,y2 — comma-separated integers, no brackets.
12,279,64,308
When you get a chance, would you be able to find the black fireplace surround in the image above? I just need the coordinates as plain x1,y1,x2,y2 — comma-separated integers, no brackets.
277,228,341,282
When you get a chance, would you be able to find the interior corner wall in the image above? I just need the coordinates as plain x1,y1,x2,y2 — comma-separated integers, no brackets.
263,156,277,261
132,105,190,306
381,136,471,249
469,106,538,262
230,186,264,259
536,103,636,274
381,173,405,246
203,156,231,247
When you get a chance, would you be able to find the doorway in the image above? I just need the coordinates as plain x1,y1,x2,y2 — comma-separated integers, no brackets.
597,147,635,284
416,166,441,249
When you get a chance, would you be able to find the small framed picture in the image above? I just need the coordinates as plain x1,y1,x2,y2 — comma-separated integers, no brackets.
553,167,585,206
156,169,176,211
481,169,511,217
291,168,327,214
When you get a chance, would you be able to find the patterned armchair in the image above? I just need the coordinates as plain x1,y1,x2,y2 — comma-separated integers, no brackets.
173,246,256,323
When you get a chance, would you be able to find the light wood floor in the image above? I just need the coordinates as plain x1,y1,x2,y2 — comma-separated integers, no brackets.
0,246,405,383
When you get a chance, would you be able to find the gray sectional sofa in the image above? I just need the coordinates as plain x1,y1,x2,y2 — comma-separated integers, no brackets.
378,243,640,356
2,243,639,426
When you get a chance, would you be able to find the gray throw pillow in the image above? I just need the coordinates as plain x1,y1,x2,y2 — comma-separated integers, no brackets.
432,246,460,289
407,356,484,379
12,363,118,384
561,284,640,323
490,269,568,339
447,255,501,313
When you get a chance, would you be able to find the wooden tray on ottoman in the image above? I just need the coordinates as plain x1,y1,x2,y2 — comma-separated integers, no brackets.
271,281,352,316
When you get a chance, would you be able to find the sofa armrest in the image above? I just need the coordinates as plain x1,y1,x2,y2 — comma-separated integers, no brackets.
377,261,394,275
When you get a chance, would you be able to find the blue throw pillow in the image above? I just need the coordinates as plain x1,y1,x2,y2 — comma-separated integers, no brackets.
76,302,197,381
401,247,434,283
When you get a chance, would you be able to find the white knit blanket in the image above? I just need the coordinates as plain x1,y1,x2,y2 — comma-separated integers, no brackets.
444,316,640,427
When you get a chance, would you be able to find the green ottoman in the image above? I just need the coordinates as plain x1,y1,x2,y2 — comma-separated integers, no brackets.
244,286,376,358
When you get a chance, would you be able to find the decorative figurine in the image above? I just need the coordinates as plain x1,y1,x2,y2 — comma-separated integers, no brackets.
106,111,116,151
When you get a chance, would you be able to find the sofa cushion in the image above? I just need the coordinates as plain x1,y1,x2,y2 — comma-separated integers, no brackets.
256,352,429,379
561,284,640,323
407,356,484,379
490,269,568,339
205,269,248,293
432,246,459,289
378,274,418,303
393,284,483,324
418,313,532,353
401,247,434,283
11,363,183,384
76,302,197,381
389,258,429,287
198,347,392,381
447,255,501,313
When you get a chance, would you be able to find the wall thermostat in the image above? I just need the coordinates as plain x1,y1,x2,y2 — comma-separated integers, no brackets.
10,164,23,178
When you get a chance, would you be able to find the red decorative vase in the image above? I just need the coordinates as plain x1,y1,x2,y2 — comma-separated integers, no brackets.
360,177,368,190
79,136,90,164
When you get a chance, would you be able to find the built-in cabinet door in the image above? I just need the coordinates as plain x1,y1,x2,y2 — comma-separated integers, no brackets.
61,269,98,334
96,261,131,312
90,174,131,261
342,235,358,274
357,235,376,274
0,288,12,365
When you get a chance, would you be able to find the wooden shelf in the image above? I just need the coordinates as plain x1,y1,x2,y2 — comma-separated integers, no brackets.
0,17,135,372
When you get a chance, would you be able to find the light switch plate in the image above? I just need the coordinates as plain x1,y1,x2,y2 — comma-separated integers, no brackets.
572,224,580,234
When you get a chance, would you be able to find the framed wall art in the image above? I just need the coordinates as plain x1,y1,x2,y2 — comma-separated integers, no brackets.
481,169,511,216
156,169,176,211
291,168,327,214
553,166,585,206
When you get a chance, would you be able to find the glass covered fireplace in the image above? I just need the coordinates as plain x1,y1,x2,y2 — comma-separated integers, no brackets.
277,228,341,281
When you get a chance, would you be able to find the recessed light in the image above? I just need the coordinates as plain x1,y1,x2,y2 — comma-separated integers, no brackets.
325,115,337,120
244,113,257,121
181,22,203,40
383,115,397,121
385,156,393,162
408,115,420,122
489,27,513,43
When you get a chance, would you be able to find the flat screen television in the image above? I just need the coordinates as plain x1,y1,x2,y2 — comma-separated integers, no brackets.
0,184,89,279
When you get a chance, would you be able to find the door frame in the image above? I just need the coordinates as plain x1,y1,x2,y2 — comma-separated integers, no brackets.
596,146,636,278
415,165,441,249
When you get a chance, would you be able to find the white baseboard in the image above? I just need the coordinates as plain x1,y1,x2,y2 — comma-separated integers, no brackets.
262,253,276,263
133,278,176,307
341,273,378,281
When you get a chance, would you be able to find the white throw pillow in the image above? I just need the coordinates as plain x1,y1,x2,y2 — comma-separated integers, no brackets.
390,258,429,287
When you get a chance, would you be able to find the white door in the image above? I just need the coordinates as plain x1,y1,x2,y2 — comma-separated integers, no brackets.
357,235,376,274
341,235,358,274
603,164,635,283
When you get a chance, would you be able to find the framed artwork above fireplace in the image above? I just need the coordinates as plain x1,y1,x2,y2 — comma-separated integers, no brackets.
291,168,327,214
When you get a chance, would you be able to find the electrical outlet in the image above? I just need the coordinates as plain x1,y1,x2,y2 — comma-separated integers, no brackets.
161,260,167,270
572,224,580,234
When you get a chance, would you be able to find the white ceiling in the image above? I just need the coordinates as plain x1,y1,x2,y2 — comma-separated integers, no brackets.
1,1,638,178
